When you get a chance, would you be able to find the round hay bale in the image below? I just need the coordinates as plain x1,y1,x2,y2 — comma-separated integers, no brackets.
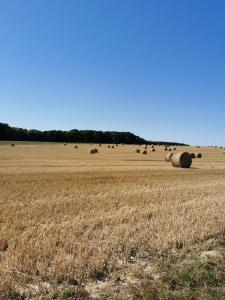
89,148,95,154
89,148,98,154
116,144,118,147
136,149,140,153
142,149,147,155
196,153,202,158
99,144,102,146
173,147,176,151
165,152,173,162
64,143,67,146
74,145,78,149
112,145,115,149
151,145,154,148
190,153,196,159
168,148,172,151
108,145,111,148
165,147,168,151
144,145,147,149
151,148,155,152
171,151,192,168
11,144,15,147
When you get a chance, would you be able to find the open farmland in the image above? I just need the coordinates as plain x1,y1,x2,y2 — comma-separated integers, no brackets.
1,143,225,299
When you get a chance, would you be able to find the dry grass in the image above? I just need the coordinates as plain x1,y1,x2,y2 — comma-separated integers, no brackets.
0,143,225,298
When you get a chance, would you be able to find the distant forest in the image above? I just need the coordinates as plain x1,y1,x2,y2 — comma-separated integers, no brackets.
0,123,187,146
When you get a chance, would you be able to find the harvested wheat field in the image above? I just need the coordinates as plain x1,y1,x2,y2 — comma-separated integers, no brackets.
1,143,225,299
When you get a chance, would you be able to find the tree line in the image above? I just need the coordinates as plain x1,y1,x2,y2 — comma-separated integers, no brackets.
0,123,186,146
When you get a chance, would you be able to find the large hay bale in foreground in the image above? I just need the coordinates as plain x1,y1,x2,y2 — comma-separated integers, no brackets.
142,150,147,155
171,151,192,168
196,153,202,158
165,152,173,162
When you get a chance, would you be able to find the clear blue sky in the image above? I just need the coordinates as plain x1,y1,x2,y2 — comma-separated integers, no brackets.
0,0,225,145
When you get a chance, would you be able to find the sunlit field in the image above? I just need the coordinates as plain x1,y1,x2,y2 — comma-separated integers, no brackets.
1,143,225,299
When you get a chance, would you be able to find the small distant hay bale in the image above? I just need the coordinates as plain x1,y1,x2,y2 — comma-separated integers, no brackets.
108,145,111,148
165,152,173,162
89,148,98,154
89,148,95,154
190,153,196,159
136,149,140,153
116,144,118,147
144,145,147,149
99,144,102,146
171,151,192,168
151,145,154,148
196,153,202,158
74,145,78,149
112,145,115,149
142,150,147,155
151,148,155,152
11,144,15,147
165,147,168,151
168,148,172,151
173,147,176,151
64,143,67,146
